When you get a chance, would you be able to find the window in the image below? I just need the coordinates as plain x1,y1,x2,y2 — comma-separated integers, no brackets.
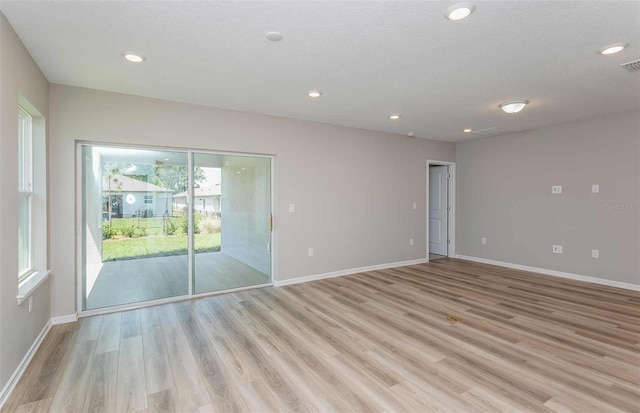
144,195,153,204
18,106,33,282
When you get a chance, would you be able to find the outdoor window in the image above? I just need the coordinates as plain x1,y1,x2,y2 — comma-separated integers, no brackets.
18,106,33,282
144,195,153,204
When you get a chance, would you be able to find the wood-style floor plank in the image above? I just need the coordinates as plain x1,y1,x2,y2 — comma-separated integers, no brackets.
3,258,639,412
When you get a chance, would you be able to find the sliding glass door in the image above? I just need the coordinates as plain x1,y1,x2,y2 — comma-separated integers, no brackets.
80,144,272,313
192,153,271,294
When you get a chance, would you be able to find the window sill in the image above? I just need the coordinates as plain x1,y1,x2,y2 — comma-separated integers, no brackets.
17,270,51,306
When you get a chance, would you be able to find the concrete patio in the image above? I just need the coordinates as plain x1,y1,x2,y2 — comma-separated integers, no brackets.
85,251,270,310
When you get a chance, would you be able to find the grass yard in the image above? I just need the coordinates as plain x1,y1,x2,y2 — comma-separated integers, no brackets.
102,233,220,261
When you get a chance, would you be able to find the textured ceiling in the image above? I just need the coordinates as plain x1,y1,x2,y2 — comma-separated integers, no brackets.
2,1,639,141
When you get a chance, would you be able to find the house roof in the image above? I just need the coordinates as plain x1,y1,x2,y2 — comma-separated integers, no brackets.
103,174,169,193
173,184,221,198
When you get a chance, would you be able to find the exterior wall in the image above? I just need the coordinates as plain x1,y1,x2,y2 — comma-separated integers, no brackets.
118,191,172,217
220,156,271,275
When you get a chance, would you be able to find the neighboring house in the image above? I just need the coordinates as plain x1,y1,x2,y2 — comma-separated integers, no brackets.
173,184,221,216
103,174,173,218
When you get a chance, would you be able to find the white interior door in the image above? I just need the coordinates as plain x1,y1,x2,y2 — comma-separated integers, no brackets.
429,165,448,256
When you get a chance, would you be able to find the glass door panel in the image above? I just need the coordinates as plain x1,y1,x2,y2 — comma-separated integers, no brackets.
81,145,189,310
192,153,271,294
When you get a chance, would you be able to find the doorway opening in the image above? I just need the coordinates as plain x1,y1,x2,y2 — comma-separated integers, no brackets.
427,161,455,261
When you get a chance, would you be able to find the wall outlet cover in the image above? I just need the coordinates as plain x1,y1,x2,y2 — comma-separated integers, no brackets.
591,185,599,193
592,249,599,258
553,245,563,254
481,237,487,244
552,185,562,194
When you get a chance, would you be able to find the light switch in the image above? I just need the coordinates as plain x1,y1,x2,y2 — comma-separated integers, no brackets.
552,186,562,194
481,237,487,245
289,203,295,213
592,249,599,258
308,248,314,257
412,202,417,210
591,185,599,193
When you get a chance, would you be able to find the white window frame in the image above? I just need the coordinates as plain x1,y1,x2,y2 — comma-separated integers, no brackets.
143,195,153,204
18,106,34,283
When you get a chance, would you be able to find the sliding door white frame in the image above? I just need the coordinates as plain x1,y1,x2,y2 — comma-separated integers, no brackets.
75,141,276,318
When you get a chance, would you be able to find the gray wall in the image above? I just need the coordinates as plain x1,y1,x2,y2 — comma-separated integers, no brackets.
0,13,51,391
456,111,640,285
49,84,455,318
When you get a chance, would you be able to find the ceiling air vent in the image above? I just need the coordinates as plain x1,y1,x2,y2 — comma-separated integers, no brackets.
621,59,640,72
470,127,509,137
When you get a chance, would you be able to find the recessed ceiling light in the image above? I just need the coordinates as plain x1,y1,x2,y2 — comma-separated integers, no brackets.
122,52,145,63
463,128,472,133
308,91,322,98
499,100,529,114
597,42,628,55
445,2,476,21
266,31,284,41
389,114,401,120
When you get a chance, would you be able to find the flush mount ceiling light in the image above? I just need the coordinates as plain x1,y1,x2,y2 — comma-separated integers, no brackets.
308,90,322,98
265,31,284,41
463,128,472,133
499,100,529,114
122,52,145,63
597,42,628,55
389,114,401,120
445,2,476,20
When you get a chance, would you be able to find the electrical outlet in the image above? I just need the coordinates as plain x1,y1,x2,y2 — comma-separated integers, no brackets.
481,237,487,245
28,296,33,313
592,249,599,258
308,247,314,257
552,185,562,194
553,245,563,254
289,203,295,213
591,185,599,193
409,238,414,245
412,202,417,210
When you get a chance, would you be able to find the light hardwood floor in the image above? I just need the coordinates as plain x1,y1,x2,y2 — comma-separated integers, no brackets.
3,258,639,412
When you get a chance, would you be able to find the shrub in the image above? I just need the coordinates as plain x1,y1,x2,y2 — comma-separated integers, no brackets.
199,216,221,234
167,220,177,235
120,225,137,238
181,214,201,234
136,226,147,237
102,223,117,240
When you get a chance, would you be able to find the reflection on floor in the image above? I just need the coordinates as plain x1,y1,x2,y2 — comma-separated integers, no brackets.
429,253,447,261
86,252,270,310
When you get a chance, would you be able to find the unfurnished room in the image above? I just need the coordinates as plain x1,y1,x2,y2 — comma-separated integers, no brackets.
0,1,639,412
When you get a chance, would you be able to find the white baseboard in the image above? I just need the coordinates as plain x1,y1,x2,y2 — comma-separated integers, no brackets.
51,313,78,325
455,254,640,291
0,320,52,410
274,258,429,287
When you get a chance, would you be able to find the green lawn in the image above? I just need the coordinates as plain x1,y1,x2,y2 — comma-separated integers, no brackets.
102,233,220,261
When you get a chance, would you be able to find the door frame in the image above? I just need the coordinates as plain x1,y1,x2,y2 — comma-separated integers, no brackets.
75,141,276,318
426,160,456,261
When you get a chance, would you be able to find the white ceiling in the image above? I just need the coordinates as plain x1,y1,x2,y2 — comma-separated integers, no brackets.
2,1,639,142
